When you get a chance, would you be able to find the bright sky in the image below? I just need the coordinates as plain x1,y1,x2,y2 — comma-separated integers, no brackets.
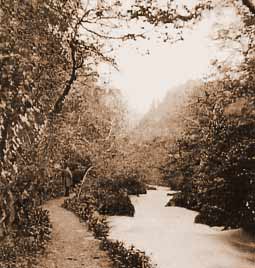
96,2,244,115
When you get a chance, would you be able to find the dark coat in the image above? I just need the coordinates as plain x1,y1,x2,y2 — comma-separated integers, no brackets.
62,168,72,188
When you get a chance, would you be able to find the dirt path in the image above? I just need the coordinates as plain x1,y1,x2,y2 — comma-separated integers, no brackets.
36,197,112,268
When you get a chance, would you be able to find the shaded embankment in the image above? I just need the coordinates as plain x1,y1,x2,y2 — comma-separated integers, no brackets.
36,197,112,268
109,187,255,268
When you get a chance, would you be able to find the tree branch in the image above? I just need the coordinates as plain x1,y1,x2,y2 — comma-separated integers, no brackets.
49,41,79,118
82,26,145,41
129,2,212,25
104,119,114,141
78,166,93,198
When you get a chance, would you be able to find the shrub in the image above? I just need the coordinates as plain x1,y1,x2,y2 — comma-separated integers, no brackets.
63,180,155,268
80,177,145,217
101,239,155,268
0,207,51,268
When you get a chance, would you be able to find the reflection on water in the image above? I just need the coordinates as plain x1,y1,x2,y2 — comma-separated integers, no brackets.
109,187,255,268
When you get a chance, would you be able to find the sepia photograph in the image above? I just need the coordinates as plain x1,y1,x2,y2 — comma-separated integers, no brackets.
0,0,254,267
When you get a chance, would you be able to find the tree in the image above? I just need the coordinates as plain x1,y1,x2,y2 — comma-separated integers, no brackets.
0,0,123,245
164,55,255,229
137,0,253,229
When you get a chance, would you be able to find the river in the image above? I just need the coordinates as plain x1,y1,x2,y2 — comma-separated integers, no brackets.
108,187,255,268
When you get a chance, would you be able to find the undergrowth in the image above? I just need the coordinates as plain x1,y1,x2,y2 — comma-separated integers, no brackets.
63,178,155,268
0,207,51,268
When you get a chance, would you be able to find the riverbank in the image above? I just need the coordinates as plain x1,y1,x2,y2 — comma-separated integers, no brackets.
109,187,255,268
63,182,155,268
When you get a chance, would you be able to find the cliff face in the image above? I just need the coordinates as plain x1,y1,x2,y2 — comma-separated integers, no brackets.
131,80,201,140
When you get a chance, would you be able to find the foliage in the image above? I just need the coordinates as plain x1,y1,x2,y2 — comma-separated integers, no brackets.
118,81,198,187
101,239,155,268
165,57,255,228
129,0,213,25
113,174,147,195
0,207,51,268
0,0,124,266
1,0,254,265
0,0,151,264
63,180,155,268
75,175,146,217
0,166,52,267
1,0,81,235
146,0,255,230
63,194,109,239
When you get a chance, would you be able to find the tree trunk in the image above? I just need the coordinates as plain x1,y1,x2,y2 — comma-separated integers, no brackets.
0,115,11,163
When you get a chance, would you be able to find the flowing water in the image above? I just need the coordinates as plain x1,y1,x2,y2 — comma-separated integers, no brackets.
109,187,255,268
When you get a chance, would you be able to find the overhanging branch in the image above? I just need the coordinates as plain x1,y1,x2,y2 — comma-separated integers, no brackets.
129,2,212,25
49,41,78,118
78,166,93,198
82,26,145,41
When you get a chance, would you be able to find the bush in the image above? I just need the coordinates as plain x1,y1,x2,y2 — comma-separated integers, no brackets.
194,205,228,227
0,207,51,268
97,190,135,216
63,191,155,268
116,177,147,195
101,239,155,268
80,177,146,217
163,72,255,229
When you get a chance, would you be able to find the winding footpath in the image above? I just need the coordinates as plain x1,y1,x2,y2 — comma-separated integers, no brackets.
36,197,112,268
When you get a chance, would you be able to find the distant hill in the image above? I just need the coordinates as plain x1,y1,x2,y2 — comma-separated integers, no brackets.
132,80,202,140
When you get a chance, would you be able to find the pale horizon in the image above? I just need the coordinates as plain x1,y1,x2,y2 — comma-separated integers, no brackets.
98,4,244,115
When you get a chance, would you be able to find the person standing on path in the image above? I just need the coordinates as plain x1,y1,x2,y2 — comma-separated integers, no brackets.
62,164,73,197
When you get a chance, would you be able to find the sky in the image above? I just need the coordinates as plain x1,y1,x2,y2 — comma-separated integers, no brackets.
96,1,244,115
